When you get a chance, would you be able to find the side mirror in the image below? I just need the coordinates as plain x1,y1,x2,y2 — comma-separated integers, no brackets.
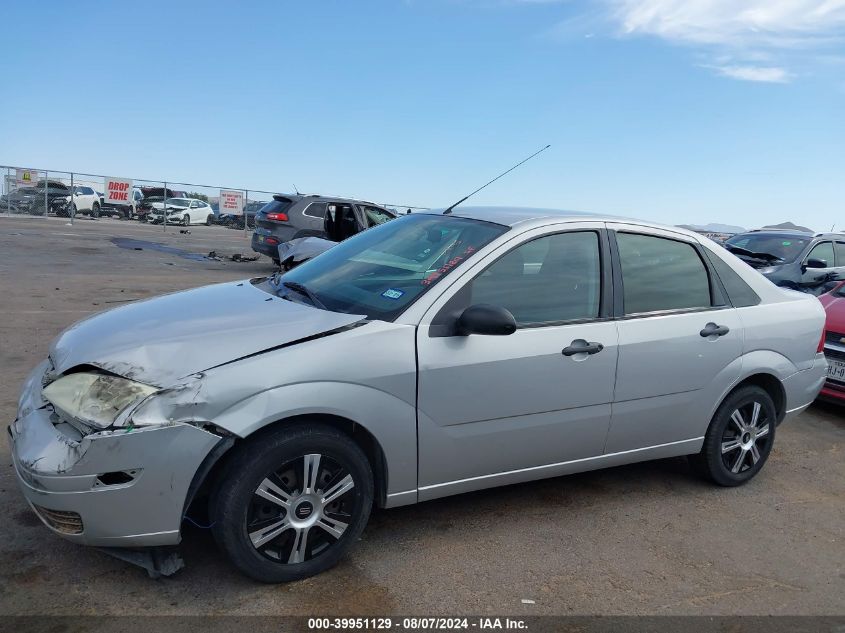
806,258,828,269
456,304,517,336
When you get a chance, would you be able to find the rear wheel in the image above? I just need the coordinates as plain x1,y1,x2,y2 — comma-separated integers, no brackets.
690,385,776,486
91,202,100,218
212,423,373,583
206,214,214,226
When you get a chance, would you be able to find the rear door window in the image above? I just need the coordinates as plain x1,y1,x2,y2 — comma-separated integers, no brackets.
617,232,712,315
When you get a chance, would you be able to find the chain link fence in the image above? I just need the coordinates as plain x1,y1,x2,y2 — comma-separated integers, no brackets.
0,165,281,239
1,165,424,227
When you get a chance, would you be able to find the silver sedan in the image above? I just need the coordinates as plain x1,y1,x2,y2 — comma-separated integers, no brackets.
10,208,827,582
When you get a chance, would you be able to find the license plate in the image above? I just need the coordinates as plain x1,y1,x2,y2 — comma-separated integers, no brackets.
257,235,264,242
826,357,845,382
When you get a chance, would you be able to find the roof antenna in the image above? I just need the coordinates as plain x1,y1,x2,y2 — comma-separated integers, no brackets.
443,144,550,215
293,184,301,195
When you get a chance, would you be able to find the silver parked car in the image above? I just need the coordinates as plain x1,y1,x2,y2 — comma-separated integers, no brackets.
10,208,827,582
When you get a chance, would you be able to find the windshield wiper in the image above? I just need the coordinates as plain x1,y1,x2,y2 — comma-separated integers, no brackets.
282,281,327,310
725,244,784,263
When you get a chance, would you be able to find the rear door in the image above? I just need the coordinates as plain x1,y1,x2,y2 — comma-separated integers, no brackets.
605,224,743,453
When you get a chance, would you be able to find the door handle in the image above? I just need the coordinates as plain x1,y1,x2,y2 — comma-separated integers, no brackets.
700,322,730,337
562,340,604,356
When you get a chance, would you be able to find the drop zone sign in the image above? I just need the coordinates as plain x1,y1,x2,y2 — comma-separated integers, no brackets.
105,177,133,205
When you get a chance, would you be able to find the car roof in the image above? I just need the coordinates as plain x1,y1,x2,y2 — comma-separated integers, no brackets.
415,206,726,242
273,193,389,208
734,230,814,239
443,206,607,226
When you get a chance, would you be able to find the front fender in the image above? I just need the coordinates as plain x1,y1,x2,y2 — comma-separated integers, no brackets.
212,381,418,500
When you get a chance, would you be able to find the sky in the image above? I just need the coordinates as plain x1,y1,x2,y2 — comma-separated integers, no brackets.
0,0,843,231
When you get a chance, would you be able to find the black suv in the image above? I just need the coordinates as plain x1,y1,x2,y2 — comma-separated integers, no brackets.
0,181,71,215
724,229,845,290
251,194,395,264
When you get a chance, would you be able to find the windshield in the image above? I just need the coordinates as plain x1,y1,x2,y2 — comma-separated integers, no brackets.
276,213,508,320
165,198,190,207
724,234,809,263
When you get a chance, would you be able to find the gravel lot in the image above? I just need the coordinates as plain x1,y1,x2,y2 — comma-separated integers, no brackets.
0,215,842,616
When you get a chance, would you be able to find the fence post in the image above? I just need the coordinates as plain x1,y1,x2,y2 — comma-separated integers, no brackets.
5,167,10,214
163,181,167,232
69,173,74,226
244,190,248,238
44,170,49,217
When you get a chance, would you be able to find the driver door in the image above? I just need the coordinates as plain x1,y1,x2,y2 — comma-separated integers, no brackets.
802,240,835,286
188,200,201,223
415,224,619,500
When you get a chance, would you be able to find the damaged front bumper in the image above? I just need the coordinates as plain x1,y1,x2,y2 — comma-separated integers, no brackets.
9,364,223,548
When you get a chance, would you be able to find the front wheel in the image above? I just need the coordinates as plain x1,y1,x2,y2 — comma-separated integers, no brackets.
690,385,776,486
211,424,373,583
182,215,190,226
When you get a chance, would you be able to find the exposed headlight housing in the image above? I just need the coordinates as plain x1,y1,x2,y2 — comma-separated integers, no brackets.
42,372,157,429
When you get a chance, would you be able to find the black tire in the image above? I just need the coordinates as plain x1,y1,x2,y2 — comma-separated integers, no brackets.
91,202,100,218
690,385,776,486
211,423,373,583
206,214,214,226
182,215,190,226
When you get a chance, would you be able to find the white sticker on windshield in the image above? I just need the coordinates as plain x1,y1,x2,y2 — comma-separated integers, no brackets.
382,288,405,300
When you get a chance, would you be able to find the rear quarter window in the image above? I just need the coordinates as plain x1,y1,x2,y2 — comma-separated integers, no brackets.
303,202,328,219
703,248,761,307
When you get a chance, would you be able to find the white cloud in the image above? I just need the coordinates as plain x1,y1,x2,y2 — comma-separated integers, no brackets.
710,65,794,83
612,0,845,47
605,0,845,81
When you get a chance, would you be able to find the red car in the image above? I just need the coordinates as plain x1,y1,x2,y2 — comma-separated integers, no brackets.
818,281,845,402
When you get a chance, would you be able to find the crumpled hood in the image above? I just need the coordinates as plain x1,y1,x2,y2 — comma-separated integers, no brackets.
49,280,365,387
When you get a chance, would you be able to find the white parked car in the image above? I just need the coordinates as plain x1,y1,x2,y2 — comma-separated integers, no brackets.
65,185,102,217
148,198,213,226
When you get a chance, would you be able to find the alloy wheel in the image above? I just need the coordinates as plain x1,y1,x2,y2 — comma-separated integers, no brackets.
247,453,356,564
720,401,771,474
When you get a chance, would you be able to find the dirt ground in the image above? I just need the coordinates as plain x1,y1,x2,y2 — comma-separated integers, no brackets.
0,215,842,616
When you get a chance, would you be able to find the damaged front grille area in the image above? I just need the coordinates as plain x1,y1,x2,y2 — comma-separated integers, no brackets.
32,505,84,534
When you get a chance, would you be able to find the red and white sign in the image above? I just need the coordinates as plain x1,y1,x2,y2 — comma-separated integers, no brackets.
104,177,134,205
220,189,244,215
